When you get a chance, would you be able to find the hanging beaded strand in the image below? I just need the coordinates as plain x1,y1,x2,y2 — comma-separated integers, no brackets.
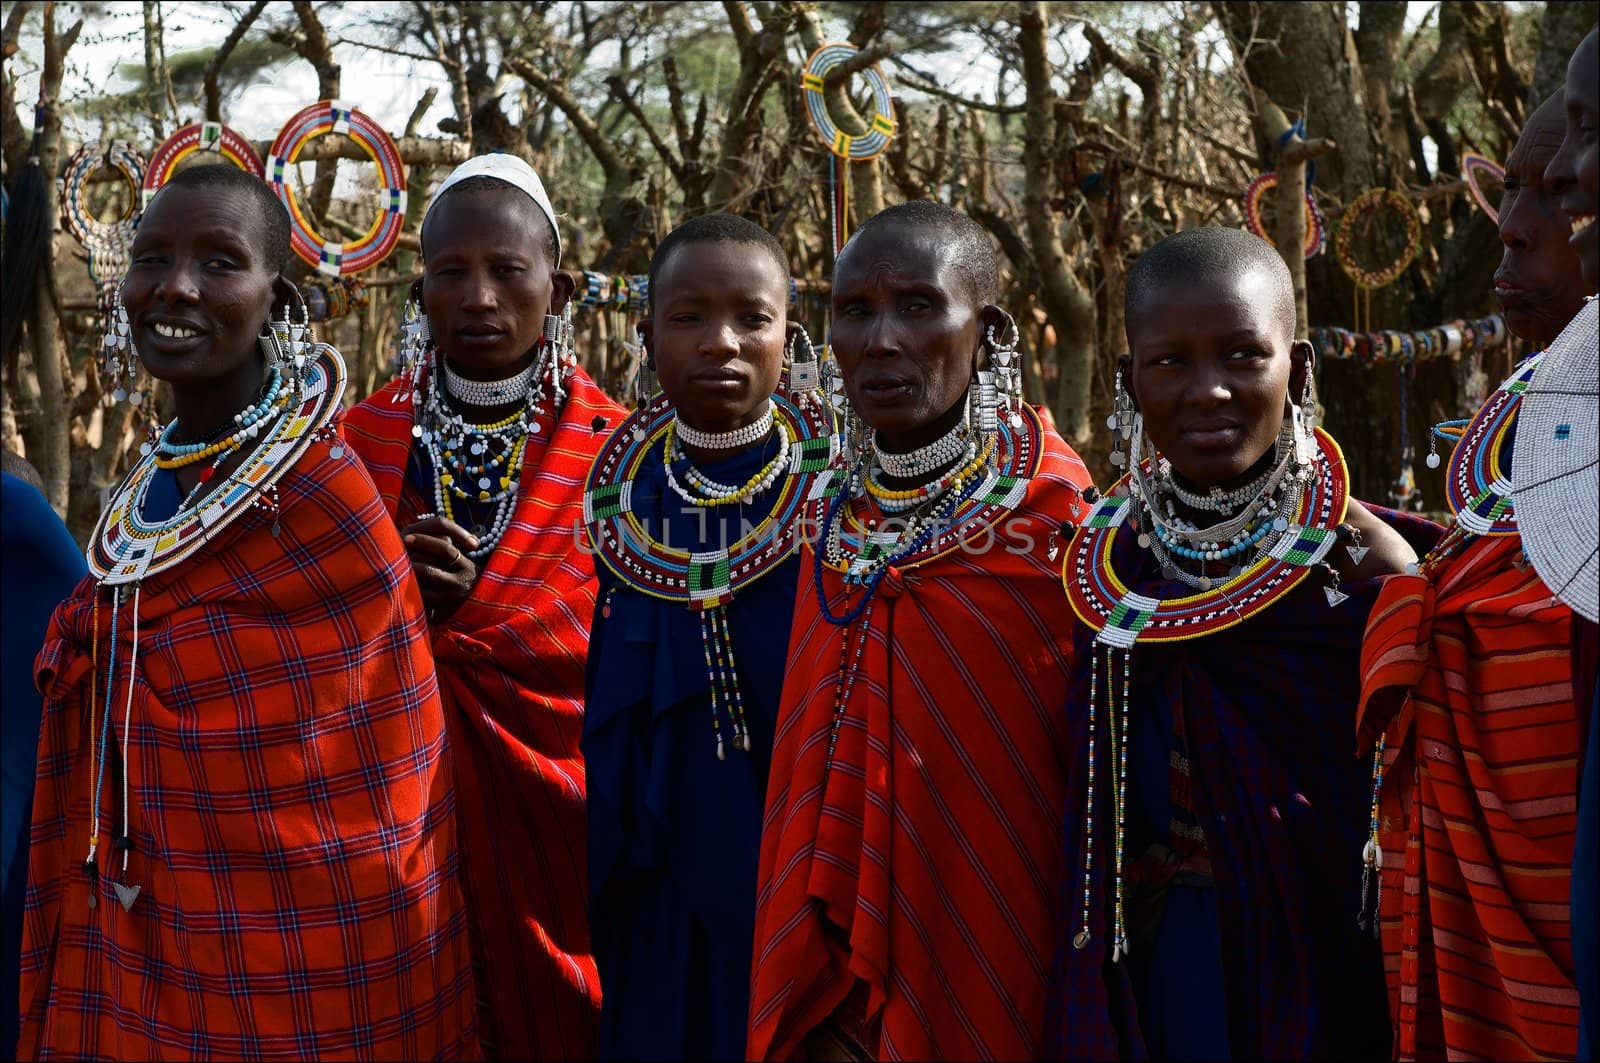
112,584,144,910
1358,734,1387,936
1073,641,1101,950
699,606,753,760
84,585,124,909
1113,644,1131,961
822,598,877,780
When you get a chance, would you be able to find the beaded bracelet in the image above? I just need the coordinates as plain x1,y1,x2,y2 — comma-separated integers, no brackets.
1335,188,1422,291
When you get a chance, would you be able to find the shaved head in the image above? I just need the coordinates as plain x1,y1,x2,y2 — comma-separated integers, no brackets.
1126,228,1296,348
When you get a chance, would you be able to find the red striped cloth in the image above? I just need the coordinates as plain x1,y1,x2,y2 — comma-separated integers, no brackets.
21,446,478,1060
343,369,623,1060
748,424,1091,1061
1358,533,1581,1060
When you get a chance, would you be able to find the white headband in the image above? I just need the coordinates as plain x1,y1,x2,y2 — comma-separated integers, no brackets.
425,153,563,266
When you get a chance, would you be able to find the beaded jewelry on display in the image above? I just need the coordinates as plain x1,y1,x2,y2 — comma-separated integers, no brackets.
583,389,835,759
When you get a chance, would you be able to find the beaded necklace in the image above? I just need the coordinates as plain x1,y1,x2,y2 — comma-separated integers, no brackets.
414,345,567,563
674,399,774,450
813,408,1044,778
664,416,792,508
584,390,835,758
82,346,347,911
1062,427,1355,963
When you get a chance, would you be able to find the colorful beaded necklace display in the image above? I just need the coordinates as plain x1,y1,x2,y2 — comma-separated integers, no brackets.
88,346,345,585
583,389,836,760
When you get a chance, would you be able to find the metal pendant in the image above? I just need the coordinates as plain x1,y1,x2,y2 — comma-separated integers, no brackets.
112,881,141,912
1345,545,1370,565
1324,585,1350,607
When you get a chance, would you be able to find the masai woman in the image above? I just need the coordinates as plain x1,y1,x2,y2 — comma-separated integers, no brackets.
343,154,622,1060
1050,227,1434,1060
581,213,833,1060
18,164,477,1060
1357,69,1595,1059
747,201,1094,1061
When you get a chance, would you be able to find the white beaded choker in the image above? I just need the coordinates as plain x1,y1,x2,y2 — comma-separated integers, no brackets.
442,357,538,407
674,399,773,450
874,419,969,480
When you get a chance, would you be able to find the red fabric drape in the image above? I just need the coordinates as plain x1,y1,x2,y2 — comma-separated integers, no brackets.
748,421,1091,1061
343,369,623,1060
1358,534,1581,1061
20,446,478,1060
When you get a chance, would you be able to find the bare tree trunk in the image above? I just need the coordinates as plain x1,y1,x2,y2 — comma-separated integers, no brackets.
31,2,82,515
1528,0,1597,107
203,0,269,122
142,1,166,137
1018,0,1096,449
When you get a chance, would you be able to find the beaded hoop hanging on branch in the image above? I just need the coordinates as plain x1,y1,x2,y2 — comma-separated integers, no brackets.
1460,153,1505,224
801,42,896,258
266,100,408,277
1243,172,1325,259
1335,187,1421,333
61,139,145,263
141,121,264,207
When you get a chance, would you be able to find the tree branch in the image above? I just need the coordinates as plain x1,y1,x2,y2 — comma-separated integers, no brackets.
203,0,269,122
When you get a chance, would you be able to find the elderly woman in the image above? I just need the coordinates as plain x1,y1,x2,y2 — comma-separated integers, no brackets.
1359,37,1599,1062
581,213,833,1060
1050,227,1432,1060
18,164,476,1059
746,201,1093,1061
342,154,621,1060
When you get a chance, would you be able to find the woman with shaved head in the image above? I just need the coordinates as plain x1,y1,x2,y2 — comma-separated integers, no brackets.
747,201,1093,1061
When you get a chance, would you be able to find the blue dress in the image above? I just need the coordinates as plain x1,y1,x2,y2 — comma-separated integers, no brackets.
1,472,87,1059
583,434,800,1061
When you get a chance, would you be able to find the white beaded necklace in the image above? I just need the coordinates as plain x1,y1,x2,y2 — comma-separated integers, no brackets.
873,418,970,480
441,357,538,407
674,400,773,450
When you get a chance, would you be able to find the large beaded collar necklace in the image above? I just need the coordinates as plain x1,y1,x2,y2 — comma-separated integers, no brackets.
1412,353,1539,578
583,390,836,759
1062,425,1351,647
89,344,345,586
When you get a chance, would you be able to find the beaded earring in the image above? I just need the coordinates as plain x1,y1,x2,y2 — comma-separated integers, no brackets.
395,298,431,406
985,313,1025,429
99,290,146,408
1291,362,1318,468
788,324,822,406
258,287,315,400
824,342,865,465
1107,369,1136,470
969,370,1000,435
631,328,656,426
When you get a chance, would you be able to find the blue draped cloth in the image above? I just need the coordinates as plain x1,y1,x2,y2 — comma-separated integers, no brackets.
1047,504,1439,1061
582,433,799,1061
1,472,87,1060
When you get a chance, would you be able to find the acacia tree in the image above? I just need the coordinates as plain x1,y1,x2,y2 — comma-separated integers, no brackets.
4,0,1591,536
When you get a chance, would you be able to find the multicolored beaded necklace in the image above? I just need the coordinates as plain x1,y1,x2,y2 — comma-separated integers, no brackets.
814,407,1043,777
1062,426,1354,961
413,347,566,564
82,345,347,912
583,389,835,759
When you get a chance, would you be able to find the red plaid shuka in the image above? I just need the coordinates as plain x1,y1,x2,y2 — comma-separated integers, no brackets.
20,445,478,1060
1358,533,1581,1060
748,423,1092,1062
343,368,623,1060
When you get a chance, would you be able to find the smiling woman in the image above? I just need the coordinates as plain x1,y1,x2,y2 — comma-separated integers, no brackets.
16,164,479,1060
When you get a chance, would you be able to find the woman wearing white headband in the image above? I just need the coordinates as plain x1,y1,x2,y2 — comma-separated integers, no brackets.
344,153,621,1060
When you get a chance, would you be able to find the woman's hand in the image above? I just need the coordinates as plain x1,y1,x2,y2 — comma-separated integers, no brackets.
401,514,480,623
